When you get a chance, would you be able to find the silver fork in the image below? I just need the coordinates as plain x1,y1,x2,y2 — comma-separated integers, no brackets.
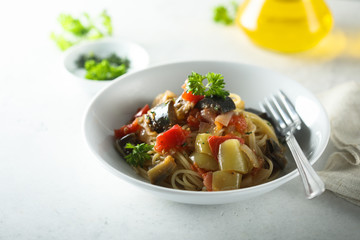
260,90,325,199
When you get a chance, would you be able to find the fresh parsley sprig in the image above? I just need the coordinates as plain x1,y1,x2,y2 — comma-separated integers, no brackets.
186,72,230,99
124,143,153,167
51,10,113,51
213,1,239,26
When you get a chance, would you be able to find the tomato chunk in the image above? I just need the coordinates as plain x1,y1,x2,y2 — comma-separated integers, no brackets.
114,118,140,139
192,163,212,191
203,172,213,191
229,114,247,134
187,108,202,128
181,90,204,104
208,135,245,160
154,124,190,152
133,104,150,119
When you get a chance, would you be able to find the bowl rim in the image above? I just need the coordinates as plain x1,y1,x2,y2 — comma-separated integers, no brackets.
82,60,330,197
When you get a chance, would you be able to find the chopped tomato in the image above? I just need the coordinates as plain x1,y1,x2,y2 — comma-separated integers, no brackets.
208,135,245,160
181,90,204,104
133,104,150,119
192,163,212,191
229,114,247,134
154,124,190,152
191,163,207,176
114,118,140,139
187,108,202,128
203,172,213,191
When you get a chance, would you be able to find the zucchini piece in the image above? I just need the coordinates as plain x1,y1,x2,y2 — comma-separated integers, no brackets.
195,133,212,155
212,171,241,191
190,152,218,171
218,139,250,174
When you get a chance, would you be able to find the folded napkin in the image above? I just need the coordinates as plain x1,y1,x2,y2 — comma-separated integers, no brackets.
317,81,360,206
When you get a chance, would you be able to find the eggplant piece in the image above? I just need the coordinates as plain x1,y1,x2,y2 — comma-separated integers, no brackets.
264,138,287,170
148,155,177,184
114,133,137,158
147,100,177,133
195,96,235,113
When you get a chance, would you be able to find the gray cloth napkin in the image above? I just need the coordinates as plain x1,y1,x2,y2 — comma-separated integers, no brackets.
317,81,360,206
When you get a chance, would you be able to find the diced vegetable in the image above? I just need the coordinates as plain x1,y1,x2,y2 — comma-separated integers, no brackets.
195,133,212,155
215,111,234,127
212,171,241,191
182,90,204,104
264,139,287,170
200,108,217,124
229,114,247,133
148,155,177,184
186,108,202,128
195,96,235,113
148,100,177,133
218,139,251,174
203,172,213,191
152,90,177,107
190,152,218,171
154,124,189,152
238,144,261,168
208,135,245,160
114,133,137,157
133,104,150,119
114,118,140,139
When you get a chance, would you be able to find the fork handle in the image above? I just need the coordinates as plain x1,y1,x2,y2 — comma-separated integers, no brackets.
286,134,325,199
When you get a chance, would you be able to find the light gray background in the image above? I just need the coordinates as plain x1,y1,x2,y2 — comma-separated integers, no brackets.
0,0,359,239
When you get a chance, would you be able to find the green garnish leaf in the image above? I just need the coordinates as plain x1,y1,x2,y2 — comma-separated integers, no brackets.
124,143,153,167
84,59,127,80
213,1,239,25
51,10,113,51
101,10,113,35
205,72,229,98
186,71,230,99
187,72,206,96
58,13,91,36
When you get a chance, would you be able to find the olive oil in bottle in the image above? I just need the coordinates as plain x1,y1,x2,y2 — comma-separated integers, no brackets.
236,0,333,53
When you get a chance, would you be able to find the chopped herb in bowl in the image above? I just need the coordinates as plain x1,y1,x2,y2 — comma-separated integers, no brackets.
76,53,130,80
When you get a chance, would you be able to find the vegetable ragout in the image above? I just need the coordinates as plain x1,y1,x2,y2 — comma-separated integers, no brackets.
114,72,287,191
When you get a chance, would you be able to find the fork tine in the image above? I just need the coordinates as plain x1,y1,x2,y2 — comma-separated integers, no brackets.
261,97,287,129
271,95,293,126
278,90,302,127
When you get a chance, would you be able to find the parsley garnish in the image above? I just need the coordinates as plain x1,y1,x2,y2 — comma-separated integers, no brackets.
51,10,113,51
186,72,230,99
124,143,153,167
213,2,238,25
84,59,127,80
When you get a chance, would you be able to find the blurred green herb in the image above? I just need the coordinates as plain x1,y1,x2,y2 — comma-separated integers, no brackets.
213,1,239,25
76,52,130,80
51,10,113,51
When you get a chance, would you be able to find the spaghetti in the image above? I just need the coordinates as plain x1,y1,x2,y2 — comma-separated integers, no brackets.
114,73,286,191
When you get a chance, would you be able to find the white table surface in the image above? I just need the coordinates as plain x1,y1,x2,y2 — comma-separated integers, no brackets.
1,0,359,239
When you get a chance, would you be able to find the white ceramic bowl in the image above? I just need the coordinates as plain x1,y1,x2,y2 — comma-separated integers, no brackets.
63,37,149,95
83,61,330,205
